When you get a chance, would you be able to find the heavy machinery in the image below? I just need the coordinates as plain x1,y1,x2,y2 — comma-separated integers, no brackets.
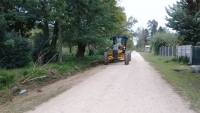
104,35,131,65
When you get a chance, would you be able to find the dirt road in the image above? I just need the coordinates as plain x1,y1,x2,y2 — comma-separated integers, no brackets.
26,51,195,113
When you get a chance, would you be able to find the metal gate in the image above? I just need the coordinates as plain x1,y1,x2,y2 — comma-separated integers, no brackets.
192,46,200,65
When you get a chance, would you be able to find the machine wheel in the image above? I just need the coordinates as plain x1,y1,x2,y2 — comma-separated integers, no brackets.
104,52,108,65
124,51,129,65
128,51,131,61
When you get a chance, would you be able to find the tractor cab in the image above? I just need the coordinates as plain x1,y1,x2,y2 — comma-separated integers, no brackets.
110,36,128,53
104,35,131,65
111,36,128,46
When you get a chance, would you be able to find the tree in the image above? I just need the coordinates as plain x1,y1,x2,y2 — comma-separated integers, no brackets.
50,0,70,63
63,0,129,58
150,32,179,55
124,16,138,40
1,0,137,64
136,28,149,50
158,26,164,33
126,39,134,50
165,0,200,45
0,18,7,59
147,19,158,37
0,0,36,37
28,0,69,63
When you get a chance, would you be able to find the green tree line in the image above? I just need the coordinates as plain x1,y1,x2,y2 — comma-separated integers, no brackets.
0,0,137,69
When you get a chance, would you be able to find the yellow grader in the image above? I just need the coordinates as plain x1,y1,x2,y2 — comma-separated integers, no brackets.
104,36,131,65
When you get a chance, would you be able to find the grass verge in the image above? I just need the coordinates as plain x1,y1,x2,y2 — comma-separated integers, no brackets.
139,52,200,113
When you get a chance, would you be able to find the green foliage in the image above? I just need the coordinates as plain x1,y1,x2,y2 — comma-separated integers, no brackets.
0,18,6,55
0,53,103,90
136,28,148,49
147,19,158,37
127,39,134,50
0,18,6,37
0,70,15,89
0,31,32,69
178,56,189,64
150,32,179,55
0,0,36,37
4,39,15,47
1,0,137,61
32,33,51,63
165,0,200,45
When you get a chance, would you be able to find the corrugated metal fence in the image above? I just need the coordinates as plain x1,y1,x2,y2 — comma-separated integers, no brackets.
159,46,176,56
159,45,200,65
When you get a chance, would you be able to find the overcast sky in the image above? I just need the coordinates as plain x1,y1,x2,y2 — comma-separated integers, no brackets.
118,0,178,30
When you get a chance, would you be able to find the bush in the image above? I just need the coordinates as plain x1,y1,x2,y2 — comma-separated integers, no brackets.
0,70,15,89
32,33,51,63
178,56,189,64
0,31,32,69
0,18,6,55
150,32,179,55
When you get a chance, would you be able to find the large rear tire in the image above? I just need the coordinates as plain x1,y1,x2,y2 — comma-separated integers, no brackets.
104,52,108,65
124,51,129,65
128,51,131,61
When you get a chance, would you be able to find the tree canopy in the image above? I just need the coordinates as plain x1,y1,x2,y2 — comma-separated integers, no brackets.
165,0,200,45
147,19,158,37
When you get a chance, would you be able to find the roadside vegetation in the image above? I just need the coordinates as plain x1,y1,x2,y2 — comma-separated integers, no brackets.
139,52,200,112
0,52,103,104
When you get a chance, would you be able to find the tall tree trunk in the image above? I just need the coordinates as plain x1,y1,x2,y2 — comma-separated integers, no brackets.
76,43,86,59
51,21,58,50
58,21,62,63
43,20,49,39
49,21,58,60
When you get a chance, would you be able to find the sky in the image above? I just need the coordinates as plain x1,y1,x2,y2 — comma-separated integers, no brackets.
118,0,178,30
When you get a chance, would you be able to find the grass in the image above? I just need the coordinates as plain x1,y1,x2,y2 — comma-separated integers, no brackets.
0,54,103,104
139,52,200,112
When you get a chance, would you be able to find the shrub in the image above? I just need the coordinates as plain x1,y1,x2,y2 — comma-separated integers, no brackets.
178,56,189,64
32,33,51,63
150,32,179,55
0,31,32,69
0,70,15,89
0,18,6,55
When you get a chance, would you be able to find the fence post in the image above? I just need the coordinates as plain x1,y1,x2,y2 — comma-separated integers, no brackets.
168,46,169,56
176,45,178,59
159,47,161,56
190,45,193,64
162,46,164,56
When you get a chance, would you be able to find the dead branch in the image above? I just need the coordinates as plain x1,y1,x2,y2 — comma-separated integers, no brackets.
20,76,47,84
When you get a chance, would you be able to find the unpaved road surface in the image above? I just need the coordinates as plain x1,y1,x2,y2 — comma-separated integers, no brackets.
26,51,195,113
